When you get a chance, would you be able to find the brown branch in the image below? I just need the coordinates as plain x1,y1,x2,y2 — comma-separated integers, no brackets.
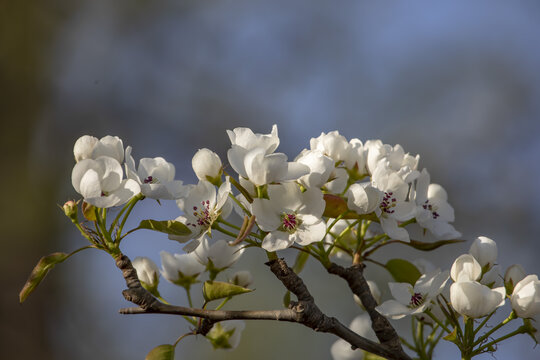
267,258,411,360
115,253,409,359
327,262,410,360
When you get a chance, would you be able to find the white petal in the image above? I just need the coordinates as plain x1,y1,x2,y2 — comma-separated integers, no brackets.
96,156,123,193
79,169,102,199
261,231,294,251
376,299,411,319
252,199,281,231
296,220,326,246
389,282,413,305
380,217,410,242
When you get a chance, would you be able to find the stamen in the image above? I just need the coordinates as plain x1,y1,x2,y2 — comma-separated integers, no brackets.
380,192,397,214
410,292,424,307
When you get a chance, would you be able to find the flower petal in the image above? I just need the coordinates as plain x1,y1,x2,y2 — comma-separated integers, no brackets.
261,231,294,252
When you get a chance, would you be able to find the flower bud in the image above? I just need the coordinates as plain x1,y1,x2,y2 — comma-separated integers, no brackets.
505,264,526,294
206,321,245,350
450,281,505,318
132,256,160,294
192,148,222,184
451,254,481,282
160,251,205,289
62,200,79,223
511,275,540,318
469,236,498,269
230,271,253,288
73,135,98,162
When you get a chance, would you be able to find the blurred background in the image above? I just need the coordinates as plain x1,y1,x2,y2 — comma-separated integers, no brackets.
2,0,540,359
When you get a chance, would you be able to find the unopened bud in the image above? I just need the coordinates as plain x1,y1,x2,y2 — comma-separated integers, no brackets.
62,200,79,223
192,148,222,185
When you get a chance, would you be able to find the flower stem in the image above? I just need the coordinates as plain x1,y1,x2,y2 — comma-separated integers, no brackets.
473,311,516,347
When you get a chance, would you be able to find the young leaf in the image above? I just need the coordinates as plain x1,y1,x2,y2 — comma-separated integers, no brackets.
19,252,70,303
145,344,175,360
203,281,253,302
385,259,421,285
138,220,191,236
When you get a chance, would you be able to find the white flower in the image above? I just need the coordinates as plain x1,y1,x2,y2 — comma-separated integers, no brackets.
310,131,350,163
450,281,505,318
413,169,461,240
227,125,308,186
365,140,419,182
295,149,335,189
132,256,159,290
330,313,376,360
207,321,245,350
73,135,98,162
346,183,381,214
511,275,540,318
71,156,140,208
480,265,503,287
74,135,124,163
252,182,326,252
194,237,244,270
451,254,482,283
326,168,349,194
192,148,222,182
160,251,205,285
376,269,449,319
344,138,367,175
469,236,498,269
230,271,253,288
505,264,526,291
370,163,416,241
125,146,186,200
170,179,232,251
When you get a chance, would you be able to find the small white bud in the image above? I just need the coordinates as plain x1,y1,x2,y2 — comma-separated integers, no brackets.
469,236,498,269
132,256,160,290
73,135,98,162
505,264,526,290
230,270,253,288
192,148,222,182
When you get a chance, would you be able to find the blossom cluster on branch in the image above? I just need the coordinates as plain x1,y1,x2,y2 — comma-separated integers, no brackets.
20,125,540,360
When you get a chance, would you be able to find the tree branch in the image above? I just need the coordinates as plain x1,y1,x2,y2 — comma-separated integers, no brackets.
327,262,410,359
115,253,409,360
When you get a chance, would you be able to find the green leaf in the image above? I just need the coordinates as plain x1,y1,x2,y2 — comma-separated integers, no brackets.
364,352,387,360
203,281,253,302
283,291,291,308
385,259,421,285
145,344,175,360
19,252,70,303
443,327,459,344
292,251,309,274
405,239,465,251
139,219,191,236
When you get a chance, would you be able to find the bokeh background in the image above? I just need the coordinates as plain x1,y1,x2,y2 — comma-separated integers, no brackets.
3,1,540,359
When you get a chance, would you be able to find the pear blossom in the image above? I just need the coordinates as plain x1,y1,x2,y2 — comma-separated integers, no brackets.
346,183,381,215
194,237,244,270
505,264,526,293
330,313,376,360
365,140,419,182
469,236,497,269
295,149,335,188
370,162,416,241
480,265,503,287
160,251,205,286
325,167,349,194
170,179,232,251
450,281,505,318
227,125,308,186
376,269,449,319
71,156,140,208
74,135,124,163
412,169,461,240
125,146,186,200
344,138,367,175
252,182,326,252
206,320,245,350
451,254,482,283
310,131,351,163
230,271,253,288
511,275,540,318
132,256,160,292
192,148,222,183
